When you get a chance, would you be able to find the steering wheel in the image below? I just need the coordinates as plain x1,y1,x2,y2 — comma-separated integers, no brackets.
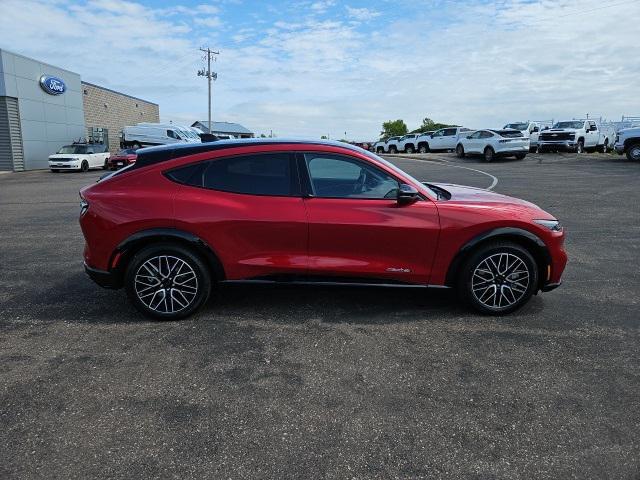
353,169,367,194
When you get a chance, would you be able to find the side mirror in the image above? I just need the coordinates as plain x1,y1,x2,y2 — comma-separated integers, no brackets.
397,184,419,205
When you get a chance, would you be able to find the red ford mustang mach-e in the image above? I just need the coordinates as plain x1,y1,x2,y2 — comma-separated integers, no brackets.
79,139,566,320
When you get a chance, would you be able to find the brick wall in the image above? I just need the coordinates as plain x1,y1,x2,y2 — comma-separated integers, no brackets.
82,82,159,153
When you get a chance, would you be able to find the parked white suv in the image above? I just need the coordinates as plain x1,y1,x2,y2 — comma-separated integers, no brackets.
416,127,472,152
48,143,110,172
503,121,552,151
614,127,640,161
398,134,420,153
456,129,529,162
538,120,612,153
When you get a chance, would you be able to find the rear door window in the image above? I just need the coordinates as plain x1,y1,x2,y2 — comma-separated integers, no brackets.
166,154,297,196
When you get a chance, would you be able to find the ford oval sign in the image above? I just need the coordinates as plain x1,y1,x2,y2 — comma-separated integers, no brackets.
39,75,66,95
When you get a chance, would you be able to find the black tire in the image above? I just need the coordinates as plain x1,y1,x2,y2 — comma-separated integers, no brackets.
81,160,89,172
405,145,414,154
418,144,429,153
626,143,640,161
456,144,465,158
125,243,212,320
483,147,494,162
576,139,585,154
103,159,109,170
597,140,608,153
458,241,538,315
389,146,397,154
376,147,384,154
515,153,526,160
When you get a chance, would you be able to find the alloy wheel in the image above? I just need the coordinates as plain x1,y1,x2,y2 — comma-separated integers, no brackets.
134,255,199,314
629,145,640,160
472,253,530,310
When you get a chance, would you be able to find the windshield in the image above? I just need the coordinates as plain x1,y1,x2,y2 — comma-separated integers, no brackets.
363,150,438,199
504,123,528,131
553,121,584,129
57,145,88,154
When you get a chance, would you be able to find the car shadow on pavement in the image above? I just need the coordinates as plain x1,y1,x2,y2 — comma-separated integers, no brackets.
1,270,545,327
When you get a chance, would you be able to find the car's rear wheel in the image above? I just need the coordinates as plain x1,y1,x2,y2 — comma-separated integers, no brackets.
483,147,494,162
458,241,538,315
389,146,397,153
125,243,212,320
626,143,640,161
103,159,109,170
81,160,89,172
419,144,429,153
456,144,465,158
405,145,414,154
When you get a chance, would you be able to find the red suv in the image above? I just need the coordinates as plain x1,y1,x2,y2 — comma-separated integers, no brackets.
80,140,566,319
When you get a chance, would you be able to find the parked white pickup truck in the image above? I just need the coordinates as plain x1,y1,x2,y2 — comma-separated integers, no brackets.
614,127,640,161
538,120,613,153
503,121,552,151
48,143,110,172
416,127,472,153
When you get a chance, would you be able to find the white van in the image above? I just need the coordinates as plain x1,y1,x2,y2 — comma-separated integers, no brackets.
120,123,201,148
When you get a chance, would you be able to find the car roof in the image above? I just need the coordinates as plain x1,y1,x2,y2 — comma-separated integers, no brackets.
134,138,370,169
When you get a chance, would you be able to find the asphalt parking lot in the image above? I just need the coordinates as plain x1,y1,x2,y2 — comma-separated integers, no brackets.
1,152,639,479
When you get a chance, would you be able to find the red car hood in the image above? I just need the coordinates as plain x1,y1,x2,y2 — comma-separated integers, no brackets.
431,183,542,210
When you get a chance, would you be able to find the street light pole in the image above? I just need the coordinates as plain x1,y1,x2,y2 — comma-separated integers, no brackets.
197,47,219,133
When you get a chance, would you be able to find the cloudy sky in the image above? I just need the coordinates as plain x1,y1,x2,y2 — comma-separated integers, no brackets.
1,0,639,139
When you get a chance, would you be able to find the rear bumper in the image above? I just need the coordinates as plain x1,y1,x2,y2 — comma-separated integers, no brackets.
84,262,121,289
495,147,529,156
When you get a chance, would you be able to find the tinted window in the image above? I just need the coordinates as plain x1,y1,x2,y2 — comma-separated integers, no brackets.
305,154,399,199
444,128,457,136
469,131,482,139
480,131,494,138
202,153,293,196
166,163,205,185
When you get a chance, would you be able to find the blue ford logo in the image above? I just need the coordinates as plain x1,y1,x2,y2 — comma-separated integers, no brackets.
39,75,66,95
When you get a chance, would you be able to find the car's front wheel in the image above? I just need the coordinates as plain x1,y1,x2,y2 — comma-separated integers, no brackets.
81,160,89,172
418,144,429,153
458,241,538,315
405,145,414,154
456,144,465,158
626,143,640,161
125,243,212,320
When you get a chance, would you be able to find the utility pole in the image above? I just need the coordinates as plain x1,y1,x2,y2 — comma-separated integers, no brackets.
197,47,219,133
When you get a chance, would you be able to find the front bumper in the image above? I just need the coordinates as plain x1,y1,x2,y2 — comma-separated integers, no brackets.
538,140,577,151
49,161,81,170
614,144,624,154
541,281,562,292
84,262,121,289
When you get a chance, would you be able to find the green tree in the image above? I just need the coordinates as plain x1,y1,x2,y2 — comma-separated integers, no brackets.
381,119,408,139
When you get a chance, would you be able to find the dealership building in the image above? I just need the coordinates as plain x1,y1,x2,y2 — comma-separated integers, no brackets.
0,49,159,171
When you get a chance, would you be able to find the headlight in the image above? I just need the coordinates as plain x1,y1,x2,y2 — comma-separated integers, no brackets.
534,219,562,231
80,196,89,216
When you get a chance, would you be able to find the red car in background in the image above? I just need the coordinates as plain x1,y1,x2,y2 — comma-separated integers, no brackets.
80,139,567,320
107,148,137,170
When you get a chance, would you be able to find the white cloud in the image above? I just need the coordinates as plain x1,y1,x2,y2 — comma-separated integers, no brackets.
345,6,380,21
